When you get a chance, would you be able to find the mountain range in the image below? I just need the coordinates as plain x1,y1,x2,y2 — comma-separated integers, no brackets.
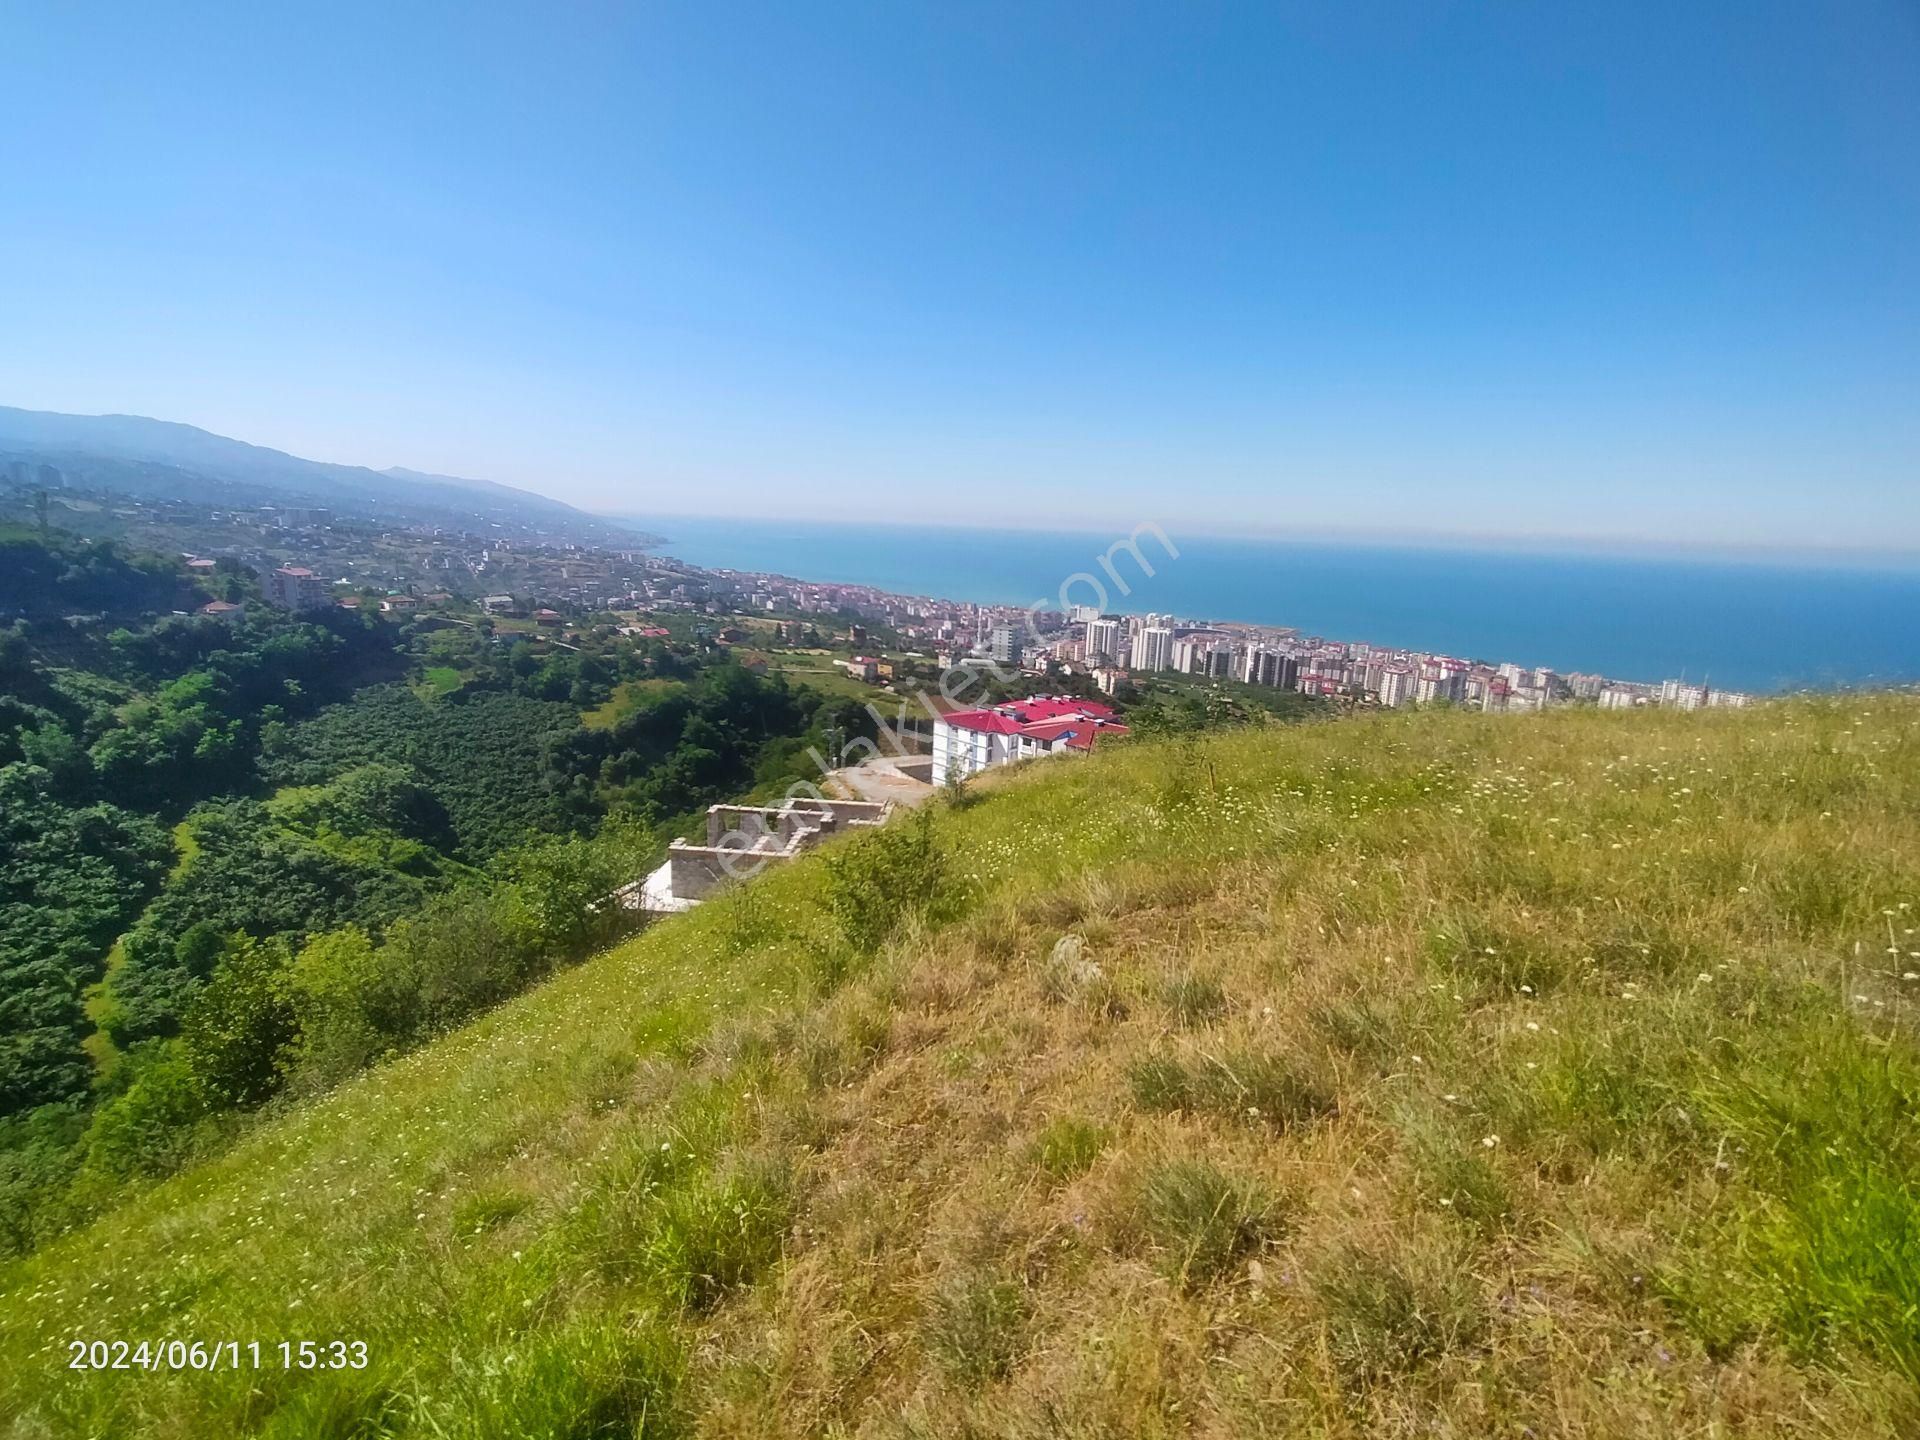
0,405,646,541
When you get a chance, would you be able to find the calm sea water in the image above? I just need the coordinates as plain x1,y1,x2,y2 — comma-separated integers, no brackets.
621,515,1920,695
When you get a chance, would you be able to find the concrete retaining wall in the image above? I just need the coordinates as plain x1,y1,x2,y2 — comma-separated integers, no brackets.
660,798,892,904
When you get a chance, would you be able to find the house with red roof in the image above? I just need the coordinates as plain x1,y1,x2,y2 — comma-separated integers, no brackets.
930,696,1127,785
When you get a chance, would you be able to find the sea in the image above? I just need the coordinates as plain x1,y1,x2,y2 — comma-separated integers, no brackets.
619,514,1920,696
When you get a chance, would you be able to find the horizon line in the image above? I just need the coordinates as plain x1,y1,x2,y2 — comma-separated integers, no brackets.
7,400,1914,568
603,508,1920,572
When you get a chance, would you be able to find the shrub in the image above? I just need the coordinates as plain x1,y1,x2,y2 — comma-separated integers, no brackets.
178,935,296,1109
939,770,977,811
823,809,945,954
73,1047,211,1184
0,1114,85,1256
496,826,641,960
281,926,398,1090
922,1271,1029,1382
1137,1159,1275,1290
389,891,540,1032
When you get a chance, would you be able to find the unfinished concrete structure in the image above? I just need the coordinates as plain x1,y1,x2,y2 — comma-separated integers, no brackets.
621,795,891,913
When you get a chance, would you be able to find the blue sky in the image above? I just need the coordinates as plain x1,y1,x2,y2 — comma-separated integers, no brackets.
2,2,1916,550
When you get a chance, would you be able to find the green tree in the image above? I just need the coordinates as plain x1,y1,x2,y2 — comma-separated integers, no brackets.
281,927,396,1091
497,828,637,958
178,936,296,1109
73,1046,209,1184
0,765,170,1114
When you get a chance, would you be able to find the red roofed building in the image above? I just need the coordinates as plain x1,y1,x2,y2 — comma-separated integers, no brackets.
931,696,1127,785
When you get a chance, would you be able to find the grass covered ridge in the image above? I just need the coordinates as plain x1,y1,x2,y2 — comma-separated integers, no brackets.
4,696,1919,1437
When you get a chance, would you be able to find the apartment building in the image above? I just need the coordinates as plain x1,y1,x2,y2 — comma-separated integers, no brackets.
262,565,332,611
931,696,1128,784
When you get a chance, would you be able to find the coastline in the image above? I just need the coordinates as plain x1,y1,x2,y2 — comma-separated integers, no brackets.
613,514,1920,695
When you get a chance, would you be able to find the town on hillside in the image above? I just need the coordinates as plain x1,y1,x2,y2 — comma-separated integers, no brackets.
6,472,1748,719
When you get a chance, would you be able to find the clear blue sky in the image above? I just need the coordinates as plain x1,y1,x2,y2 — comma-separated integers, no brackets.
2,2,1916,550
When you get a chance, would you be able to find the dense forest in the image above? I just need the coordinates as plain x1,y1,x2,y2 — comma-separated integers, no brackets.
0,528,879,1253
0,527,196,619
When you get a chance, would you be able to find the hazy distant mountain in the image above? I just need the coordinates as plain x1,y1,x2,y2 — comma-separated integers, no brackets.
380,464,564,506
0,405,652,540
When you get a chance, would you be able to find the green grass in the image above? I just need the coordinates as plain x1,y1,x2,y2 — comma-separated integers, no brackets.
6,695,1920,1436
1030,1115,1109,1181
413,664,463,698
921,1270,1030,1381
77,816,204,1075
1314,1238,1489,1382
1159,968,1227,1028
763,656,889,702
1135,1158,1279,1290
166,815,202,881
1128,1047,1335,1129
580,676,685,730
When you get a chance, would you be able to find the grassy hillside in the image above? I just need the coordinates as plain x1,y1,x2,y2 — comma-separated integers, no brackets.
4,697,1918,1438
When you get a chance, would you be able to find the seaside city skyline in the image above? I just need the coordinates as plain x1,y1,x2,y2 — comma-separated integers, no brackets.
625,522,1758,711
630,512,1916,695
9,400,1910,693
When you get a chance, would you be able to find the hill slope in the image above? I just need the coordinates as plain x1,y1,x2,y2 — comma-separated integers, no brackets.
0,405,646,539
4,698,1918,1438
